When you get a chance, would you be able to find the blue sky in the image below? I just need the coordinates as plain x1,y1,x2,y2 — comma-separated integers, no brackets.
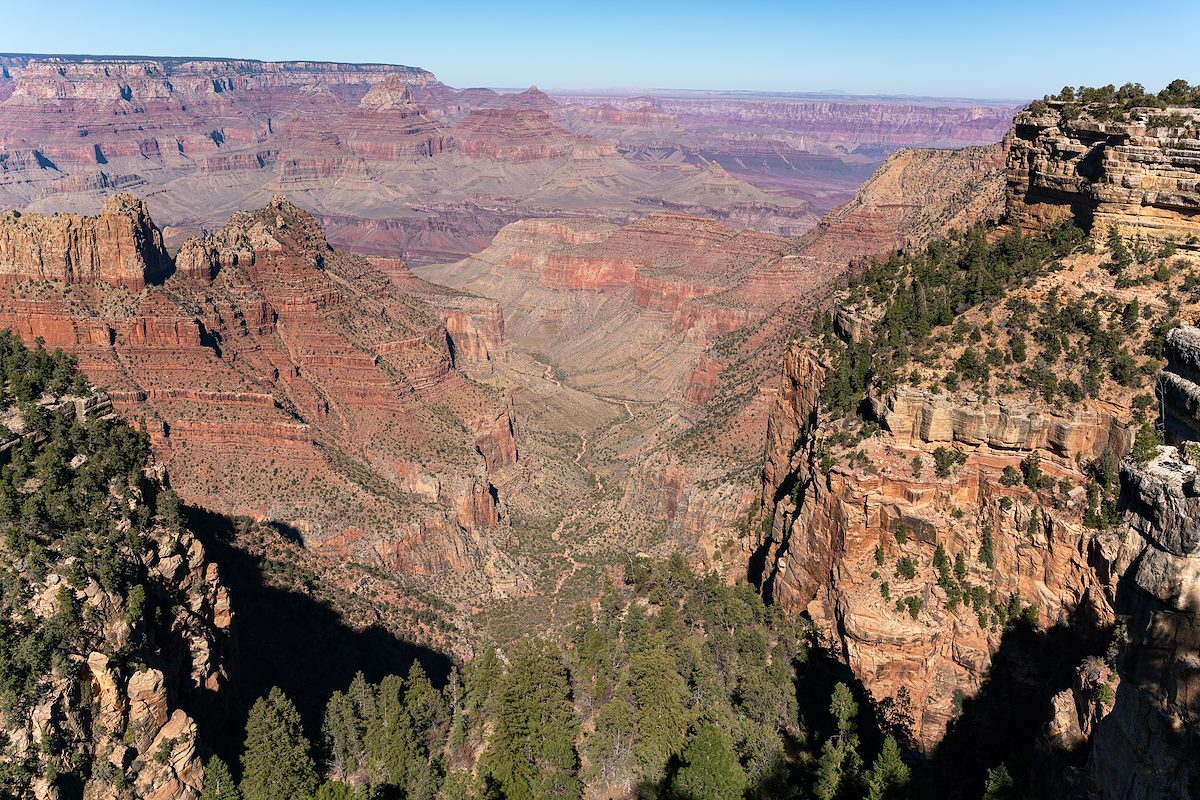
2,0,1196,99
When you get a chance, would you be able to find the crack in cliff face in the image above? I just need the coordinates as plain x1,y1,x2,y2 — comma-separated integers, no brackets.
757,323,1200,798
1081,326,1200,800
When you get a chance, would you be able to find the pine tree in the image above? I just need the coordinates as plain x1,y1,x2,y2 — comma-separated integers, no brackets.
401,662,448,800
447,667,467,750
366,674,419,790
480,639,581,800
865,735,910,800
813,738,847,800
241,687,319,800
670,724,746,800
314,782,353,800
630,647,689,784
323,689,363,780
406,661,449,752
465,648,502,714
199,756,240,800
1132,422,1161,465
813,683,863,800
982,764,1017,800
584,689,636,789
830,683,857,737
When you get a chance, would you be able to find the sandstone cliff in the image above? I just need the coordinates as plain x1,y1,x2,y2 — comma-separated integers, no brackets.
0,192,168,288
0,386,231,800
758,335,1135,746
1007,103,1200,243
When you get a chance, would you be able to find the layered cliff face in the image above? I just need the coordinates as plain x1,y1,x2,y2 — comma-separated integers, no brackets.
451,109,596,162
0,192,168,288
759,346,1130,747
753,133,1200,791
418,212,796,402
0,196,527,632
341,76,453,160
796,142,1008,271
1007,103,1200,243
0,55,825,265
0,380,231,800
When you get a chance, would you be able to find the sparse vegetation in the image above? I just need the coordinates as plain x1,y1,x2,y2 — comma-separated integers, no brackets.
1035,80,1200,125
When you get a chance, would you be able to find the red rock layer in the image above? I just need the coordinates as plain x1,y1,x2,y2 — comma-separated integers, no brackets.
464,212,794,331
0,195,526,604
451,109,592,162
341,76,453,160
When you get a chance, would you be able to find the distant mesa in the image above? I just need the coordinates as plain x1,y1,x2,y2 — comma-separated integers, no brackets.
0,53,1017,264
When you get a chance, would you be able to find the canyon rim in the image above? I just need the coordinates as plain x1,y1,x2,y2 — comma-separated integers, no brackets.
0,4,1197,800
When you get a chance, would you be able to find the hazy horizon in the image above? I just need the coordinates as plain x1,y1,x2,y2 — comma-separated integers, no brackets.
0,52,1028,102
3,0,1196,98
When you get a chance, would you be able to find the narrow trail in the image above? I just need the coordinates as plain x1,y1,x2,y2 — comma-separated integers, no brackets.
592,392,635,419
547,428,607,595
548,506,588,595
574,430,603,492
540,358,633,419
533,356,633,597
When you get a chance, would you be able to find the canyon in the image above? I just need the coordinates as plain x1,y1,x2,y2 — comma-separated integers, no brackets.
411,140,1012,635
1,47,1198,800
0,117,1016,654
0,55,1015,265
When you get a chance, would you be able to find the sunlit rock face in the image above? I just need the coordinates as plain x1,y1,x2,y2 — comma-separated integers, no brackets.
1007,104,1200,244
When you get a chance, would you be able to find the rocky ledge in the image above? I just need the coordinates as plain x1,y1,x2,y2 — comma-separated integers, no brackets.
1007,103,1200,244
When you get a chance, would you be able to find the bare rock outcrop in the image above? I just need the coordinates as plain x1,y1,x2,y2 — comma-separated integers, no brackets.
451,109,595,162
1007,104,1200,244
1160,326,1200,443
1081,328,1200,800
0,192,169,288
875,386,1132,460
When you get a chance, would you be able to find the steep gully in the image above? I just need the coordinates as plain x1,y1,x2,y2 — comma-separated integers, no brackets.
424,142,1011,620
